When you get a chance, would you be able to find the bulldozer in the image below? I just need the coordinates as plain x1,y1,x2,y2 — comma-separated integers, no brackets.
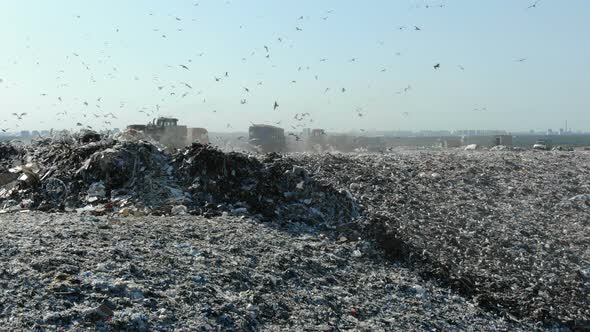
306,129,328,152
127,117,209,149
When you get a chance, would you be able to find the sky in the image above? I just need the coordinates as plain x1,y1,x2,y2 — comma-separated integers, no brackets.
0,0,589,133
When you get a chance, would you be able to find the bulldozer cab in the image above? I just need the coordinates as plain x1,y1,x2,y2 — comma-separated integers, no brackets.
153,117,178,128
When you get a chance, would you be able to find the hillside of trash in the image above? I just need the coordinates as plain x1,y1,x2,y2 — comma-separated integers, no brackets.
0,132,589,330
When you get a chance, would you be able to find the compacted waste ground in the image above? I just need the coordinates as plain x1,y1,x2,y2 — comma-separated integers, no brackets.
1,134,589,330
0,213,530,331
298,150,590,330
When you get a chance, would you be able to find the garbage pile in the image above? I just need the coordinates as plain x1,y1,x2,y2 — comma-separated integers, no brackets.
0,212,533,331
173,145,358,223
296,151,590,329
0,133,357,225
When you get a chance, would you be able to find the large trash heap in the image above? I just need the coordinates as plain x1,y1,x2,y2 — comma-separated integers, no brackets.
1,133,589,330
0,132,357,224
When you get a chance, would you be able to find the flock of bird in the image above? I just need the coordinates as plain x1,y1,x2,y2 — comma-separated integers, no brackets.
0,0,544,134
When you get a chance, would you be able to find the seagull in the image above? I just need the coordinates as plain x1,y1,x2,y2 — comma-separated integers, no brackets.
183,82,193,89
516,58,527,62
433,63,441,70
458,65,465,70
414,26,421,31
180,64,190,70
527,0,541,9
342,88,346,93
296,27,303,31
215,77,221,82
274,101,279,110
240,99,247,104
264,46,269,53
244,87,250,93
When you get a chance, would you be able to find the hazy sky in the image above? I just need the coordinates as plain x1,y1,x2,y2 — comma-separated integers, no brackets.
0,0,589,132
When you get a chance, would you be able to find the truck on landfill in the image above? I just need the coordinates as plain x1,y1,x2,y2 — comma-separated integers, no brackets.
248,124,286,153
127,117,209,149
533,139,551,151
353,136,386,152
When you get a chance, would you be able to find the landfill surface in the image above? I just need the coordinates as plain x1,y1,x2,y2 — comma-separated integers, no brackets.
0,134,588,331
1,212,533,331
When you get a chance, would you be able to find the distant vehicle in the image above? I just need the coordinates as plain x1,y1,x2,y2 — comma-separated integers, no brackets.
354,136,386,152
306,129,327,151
248,124,286,153
127,117,208,148
533,139,551,151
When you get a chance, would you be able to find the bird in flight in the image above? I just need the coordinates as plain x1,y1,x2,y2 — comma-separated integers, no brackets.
414,26,421,31
244,87,250,93
527,0,541,9
515,58,527,62
296,27,303,31
180,64,190,70
12,113,27,120
240,99,247,105
433,63,441,70
273,101,279,110
458,65,465,70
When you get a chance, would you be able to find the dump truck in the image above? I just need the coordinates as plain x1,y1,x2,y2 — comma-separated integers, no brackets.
248,124,286,153
127,117,209,149
533,139,551,151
